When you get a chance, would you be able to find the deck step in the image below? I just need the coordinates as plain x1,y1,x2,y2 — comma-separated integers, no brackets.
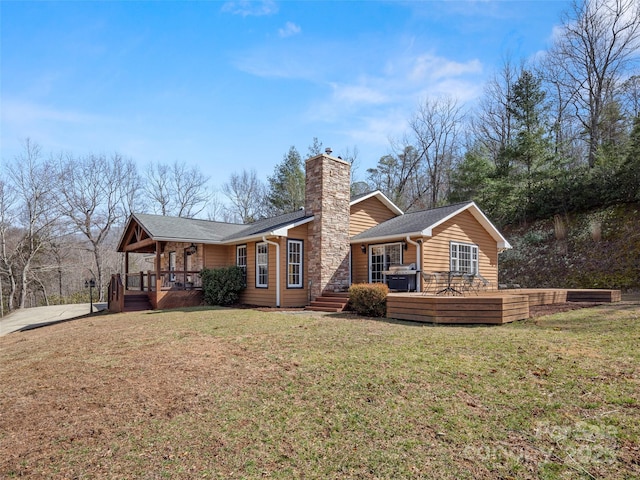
305,305,345,313
305,294,350,313
124,294,152,312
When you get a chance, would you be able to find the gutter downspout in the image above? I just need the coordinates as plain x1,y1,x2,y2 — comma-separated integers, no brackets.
262,236,281,307
406,236,421,293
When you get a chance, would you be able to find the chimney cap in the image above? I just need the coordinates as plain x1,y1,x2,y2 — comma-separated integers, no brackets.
325,147,332,155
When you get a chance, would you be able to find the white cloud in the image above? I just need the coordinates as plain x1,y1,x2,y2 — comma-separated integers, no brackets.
329,82,389,106
409,53,482,83
220,0,278,17
278,21,301,38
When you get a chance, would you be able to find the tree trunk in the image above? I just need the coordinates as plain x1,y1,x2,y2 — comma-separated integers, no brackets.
18,260,30,309
93,243,104,302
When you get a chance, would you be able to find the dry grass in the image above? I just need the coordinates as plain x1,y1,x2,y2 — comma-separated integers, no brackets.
1,302,639,479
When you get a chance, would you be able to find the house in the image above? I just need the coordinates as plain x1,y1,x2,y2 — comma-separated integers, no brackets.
111,153,511,311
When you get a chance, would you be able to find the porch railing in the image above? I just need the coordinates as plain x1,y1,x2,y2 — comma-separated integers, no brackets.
108,273,125,312
124,271,203,291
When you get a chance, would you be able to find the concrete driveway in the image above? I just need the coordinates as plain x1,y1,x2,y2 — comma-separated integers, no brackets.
0,303,107,337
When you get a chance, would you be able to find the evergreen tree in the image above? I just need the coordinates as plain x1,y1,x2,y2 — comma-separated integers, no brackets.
307,137,323,158
448,149,493,204
507,69,551,219
508,70,549,178
618,114,640,201
267,146,306,215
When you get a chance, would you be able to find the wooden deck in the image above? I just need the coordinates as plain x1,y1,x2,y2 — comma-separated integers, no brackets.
386,288,621,325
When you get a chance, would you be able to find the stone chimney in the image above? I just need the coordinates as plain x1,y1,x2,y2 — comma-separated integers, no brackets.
305,153,351,301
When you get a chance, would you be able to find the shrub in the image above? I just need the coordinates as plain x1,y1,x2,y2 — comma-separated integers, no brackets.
201,266,245,306
349,283,389,317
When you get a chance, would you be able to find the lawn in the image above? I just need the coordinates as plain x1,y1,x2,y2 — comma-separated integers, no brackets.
1,302,639,479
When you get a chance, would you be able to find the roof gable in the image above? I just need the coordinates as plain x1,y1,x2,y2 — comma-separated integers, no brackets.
350,190,403,216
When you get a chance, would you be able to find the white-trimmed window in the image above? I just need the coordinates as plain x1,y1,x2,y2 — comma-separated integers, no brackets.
450,242,478,274
256,242,268,288
287,240,303,288
236,245,247,286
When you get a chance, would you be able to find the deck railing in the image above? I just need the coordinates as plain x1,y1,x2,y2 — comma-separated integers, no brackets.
124,271,202,291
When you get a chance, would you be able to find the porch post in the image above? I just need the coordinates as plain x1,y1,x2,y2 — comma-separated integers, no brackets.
124,252,129,291
184,250,188,287
155,241,162,292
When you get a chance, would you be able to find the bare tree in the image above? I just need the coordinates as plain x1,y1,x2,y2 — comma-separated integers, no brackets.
222,169,267,223
472,57,520,171
145,162,172,215
55,153,138,301
549,0,640,167
7,139,57,309
539,54,586,164
409,96,465,208
206,191,236,223
144,161,210,218
173,163,210,218
0,174,17,312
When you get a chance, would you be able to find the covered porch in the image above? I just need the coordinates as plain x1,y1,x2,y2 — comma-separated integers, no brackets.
110,214,209,312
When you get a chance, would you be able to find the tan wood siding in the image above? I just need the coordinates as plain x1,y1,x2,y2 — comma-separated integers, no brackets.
422,210,499,288
203,244,234,268
349,197,399,237
352,244,369,284
351,239,418,285
281,224,310,307
239,241,277,307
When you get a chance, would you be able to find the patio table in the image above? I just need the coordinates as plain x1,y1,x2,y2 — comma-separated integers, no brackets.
436,271,465,295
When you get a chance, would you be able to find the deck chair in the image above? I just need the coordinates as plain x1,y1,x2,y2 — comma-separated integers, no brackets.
422,272,448,294
473,273,491,292
421,272,435,294
460,273,477,295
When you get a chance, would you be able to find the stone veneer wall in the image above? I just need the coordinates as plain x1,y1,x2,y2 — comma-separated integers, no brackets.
160,242,203,272
305,154,351,300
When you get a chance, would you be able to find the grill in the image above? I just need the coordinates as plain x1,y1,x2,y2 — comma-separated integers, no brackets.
382,264,418,292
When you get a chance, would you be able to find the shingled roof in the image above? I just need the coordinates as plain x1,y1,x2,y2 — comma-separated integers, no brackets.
129,213,246,244
119,199,510,251
352,201,511,249
119,209,314,250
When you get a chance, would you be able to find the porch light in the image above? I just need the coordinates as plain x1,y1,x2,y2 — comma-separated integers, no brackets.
186,243,197,256
360,244,367,254
403,241,408,250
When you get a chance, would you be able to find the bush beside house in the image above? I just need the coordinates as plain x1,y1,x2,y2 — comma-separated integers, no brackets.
349,283,389,317
201,266,245,306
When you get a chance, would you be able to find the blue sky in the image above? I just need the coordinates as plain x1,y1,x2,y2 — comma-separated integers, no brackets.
1,0,570,188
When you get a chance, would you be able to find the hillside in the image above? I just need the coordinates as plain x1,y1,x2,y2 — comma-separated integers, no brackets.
499,203,640,291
